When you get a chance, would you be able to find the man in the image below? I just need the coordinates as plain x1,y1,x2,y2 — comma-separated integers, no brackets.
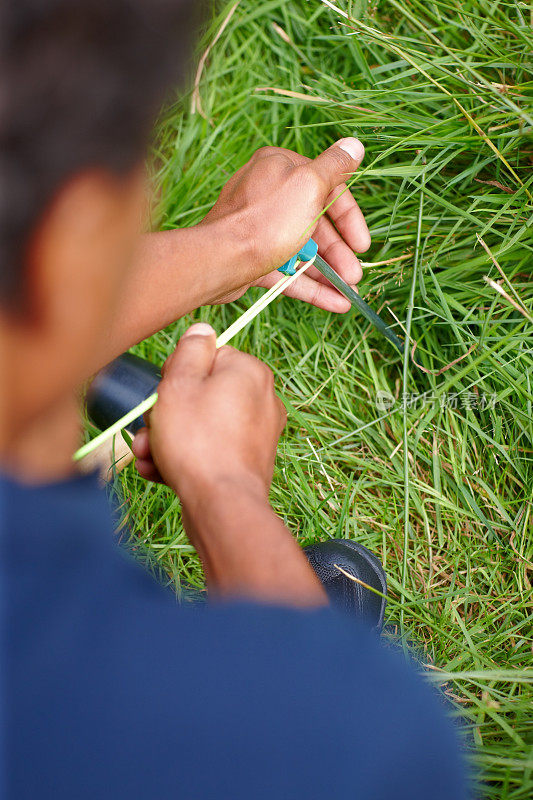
0,1,467,797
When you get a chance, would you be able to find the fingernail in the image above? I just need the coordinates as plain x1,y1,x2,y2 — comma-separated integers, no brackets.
337,137,365,161
183,323,215,337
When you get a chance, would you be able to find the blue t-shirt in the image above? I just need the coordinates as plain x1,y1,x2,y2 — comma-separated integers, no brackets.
1,472,467,799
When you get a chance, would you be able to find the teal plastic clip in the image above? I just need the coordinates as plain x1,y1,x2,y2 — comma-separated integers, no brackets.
278,238,319,275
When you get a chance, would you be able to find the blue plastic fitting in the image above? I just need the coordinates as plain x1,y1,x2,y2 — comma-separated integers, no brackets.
278,238,319,275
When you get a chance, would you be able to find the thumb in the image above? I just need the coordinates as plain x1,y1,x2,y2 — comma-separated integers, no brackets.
310,137,365,190
166,323,217,383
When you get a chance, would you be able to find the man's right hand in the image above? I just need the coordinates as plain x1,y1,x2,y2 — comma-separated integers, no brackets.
132,324,326,606
132,323,287,507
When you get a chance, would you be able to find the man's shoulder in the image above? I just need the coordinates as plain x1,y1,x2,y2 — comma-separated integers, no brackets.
8,563,466,800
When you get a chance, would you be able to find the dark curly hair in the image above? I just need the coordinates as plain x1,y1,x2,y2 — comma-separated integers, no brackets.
0,0,199,304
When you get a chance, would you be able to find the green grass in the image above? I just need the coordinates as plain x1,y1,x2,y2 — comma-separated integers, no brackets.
113,1,532,796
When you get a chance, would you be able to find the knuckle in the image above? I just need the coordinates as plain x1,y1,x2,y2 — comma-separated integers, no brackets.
255,356,273,378
321,240,339,264
215,345,242,368
161,351,175,377
252,358,271,379
156,376,176,402
217,344,236,357
263,365,275,387
152,388,168,415
297,165,326,203
246,357,274,388
253,145,279,160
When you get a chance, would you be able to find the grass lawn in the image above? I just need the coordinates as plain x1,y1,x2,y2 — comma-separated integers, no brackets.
112,1,532,796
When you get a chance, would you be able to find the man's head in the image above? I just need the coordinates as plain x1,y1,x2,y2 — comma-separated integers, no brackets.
0,0,197,449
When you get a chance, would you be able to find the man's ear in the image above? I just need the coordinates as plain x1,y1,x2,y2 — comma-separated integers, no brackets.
2,166,147,436
25,168,146,333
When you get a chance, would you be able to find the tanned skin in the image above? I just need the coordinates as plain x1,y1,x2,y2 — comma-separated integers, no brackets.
0,138,369,607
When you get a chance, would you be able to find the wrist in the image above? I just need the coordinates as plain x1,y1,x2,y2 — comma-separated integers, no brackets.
195,212,263,302
178,473,272,585
179,475,327,607
178,470,269,519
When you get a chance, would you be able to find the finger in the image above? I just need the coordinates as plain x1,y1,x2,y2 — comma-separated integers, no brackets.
166,323,217,384
311,216,363,286
132,427,150,459
326,183,371,253
135,458,164,484
213,345,271,382
251,145,307,167
161,352,175,377
211,344,243,371
257,270,351,313
309,138,365,192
